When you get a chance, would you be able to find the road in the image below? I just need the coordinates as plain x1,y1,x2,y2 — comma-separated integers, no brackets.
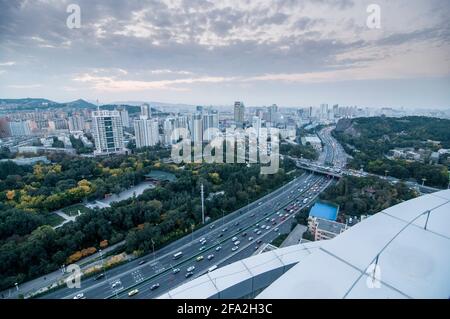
40,171,332,299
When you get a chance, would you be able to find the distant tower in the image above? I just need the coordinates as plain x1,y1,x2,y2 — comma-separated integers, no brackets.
140,104,151,119
91,110,125,155
234,101,245,127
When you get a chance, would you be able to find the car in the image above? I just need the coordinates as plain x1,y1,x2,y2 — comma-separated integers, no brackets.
237,227,242,232
128,289,139,297
73,293,85,299
196,255,204,262
150,283,160,290
187,266,195,272
199,246,206,251
250,213,255,217
265,218,270,222
222,228,228,232
232,236,238,242
218,233,223,238
172,268,180,274
272,221,277,225
271,218,275,222
256,223,259,227
265,226,270,230
111,280,121,289
242,232,247,237
234,241,240,246
209,224,215,229
138,260,147,265
185,272,194,278
274,228,279,232
207,254,214,260
94,273,105,281
199,237,206,243
254,246,259,251
257,230,262,235
232,246,239,251
215,246,222,251
263,212,268,215
253,229,258,233
257,240,263,244
248,237,254,241
260,225,266,229
234,222,239,226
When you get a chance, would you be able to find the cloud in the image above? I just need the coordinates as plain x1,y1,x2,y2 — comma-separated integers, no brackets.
7,84,42,89
0,61,16,66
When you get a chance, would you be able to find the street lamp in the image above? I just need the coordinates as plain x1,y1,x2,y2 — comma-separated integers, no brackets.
384,170,389,178
421,178,427,187
14,283,19,292
151,239,155,263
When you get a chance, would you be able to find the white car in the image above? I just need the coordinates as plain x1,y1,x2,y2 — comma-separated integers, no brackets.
215,246,222,251
248,237,254,241
73,293,85,299
234,241,240,246
265,226,270,230
207,254,215,260
199,237,206,243
257,230,262,235
232,236,238,242
232,246,239,251
187,266,195,272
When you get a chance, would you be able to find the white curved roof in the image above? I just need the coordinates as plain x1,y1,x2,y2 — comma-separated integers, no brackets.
257,189,450,299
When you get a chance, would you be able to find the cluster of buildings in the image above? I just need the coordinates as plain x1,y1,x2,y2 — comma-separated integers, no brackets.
0,100,400,158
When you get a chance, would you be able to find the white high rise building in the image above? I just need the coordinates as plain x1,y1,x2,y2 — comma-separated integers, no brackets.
134,117,159,148
175,115,189,140
68,115,85,132
140,104,151,119
9,120,32,137
252,115,262,138
163,117,176,145
119,108,130,128
91,110,125,155
202,110,219,141
190,113,203,143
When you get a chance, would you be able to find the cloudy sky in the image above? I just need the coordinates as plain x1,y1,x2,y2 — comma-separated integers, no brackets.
0,0,449,108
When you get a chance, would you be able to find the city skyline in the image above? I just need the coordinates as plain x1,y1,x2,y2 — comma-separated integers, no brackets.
1,0,450,108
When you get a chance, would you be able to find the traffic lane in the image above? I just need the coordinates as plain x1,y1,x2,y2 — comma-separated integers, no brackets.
135,181,330,299
61,174,324,299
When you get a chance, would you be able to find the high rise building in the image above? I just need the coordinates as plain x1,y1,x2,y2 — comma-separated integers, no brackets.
163,117,176,145
68,115,85,132
320,104,328,119
234,101,245,127
0,117,11,138
118,108,130,128
91,110,125,155
252,115,262,138
140,103,151,119
175,115,189,140
269,104,278,123
190,113,203,143
134,117,159,148
202,110,219,141
9,120,32,137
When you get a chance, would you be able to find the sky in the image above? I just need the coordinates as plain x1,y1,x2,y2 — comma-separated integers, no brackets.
0,0,449,108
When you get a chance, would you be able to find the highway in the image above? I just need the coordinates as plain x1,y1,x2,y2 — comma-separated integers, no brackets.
41,172,332,299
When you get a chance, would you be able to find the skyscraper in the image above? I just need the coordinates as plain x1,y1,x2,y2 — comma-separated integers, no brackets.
252,115,262,138
140,103,151,119
234,101,245,127
92,110,125,155
269,104,278,124
163,117,176,145
191,113,203,143
202,110,219,141
68,115,85,132
134,117,159,148
118,108,130,128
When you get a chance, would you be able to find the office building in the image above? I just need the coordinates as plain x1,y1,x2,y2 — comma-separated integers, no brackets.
91,110,125,155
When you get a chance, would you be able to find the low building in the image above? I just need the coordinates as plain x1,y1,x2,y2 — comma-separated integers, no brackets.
301,135,322,151
311,218,348,241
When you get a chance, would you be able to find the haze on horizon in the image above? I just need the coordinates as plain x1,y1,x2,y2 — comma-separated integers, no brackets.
0,0,449,109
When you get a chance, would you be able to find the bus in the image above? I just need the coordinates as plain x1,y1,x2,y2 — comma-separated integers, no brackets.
208,265,218,273
173,251,183,260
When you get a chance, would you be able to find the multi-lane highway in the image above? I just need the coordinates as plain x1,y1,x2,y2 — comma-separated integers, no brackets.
41,172,332,299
